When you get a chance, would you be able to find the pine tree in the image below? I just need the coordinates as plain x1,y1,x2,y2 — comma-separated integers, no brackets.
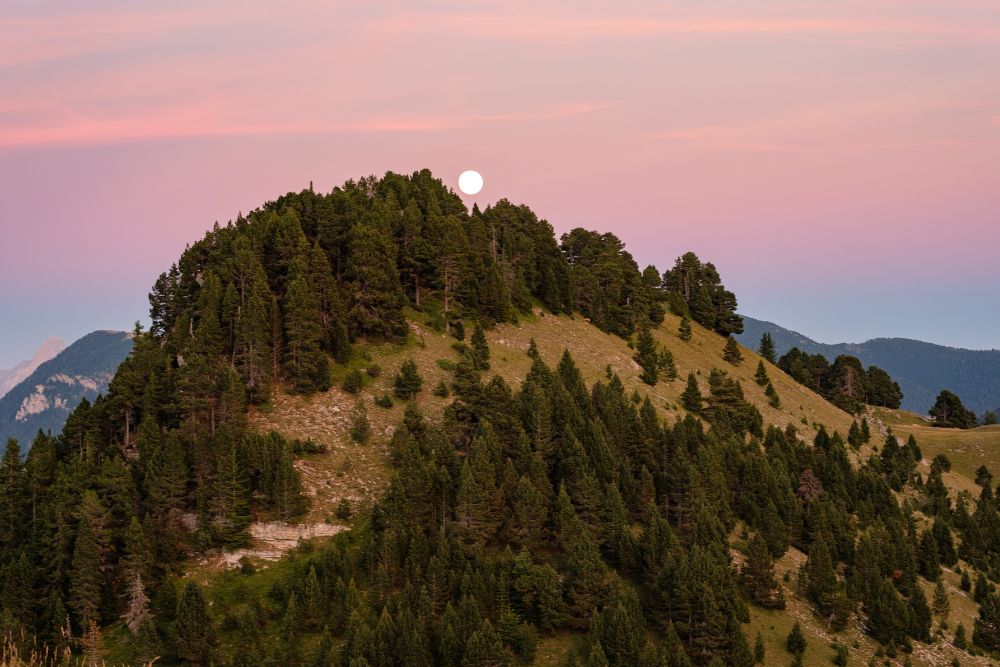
470,323,491,371
932,578,950,617
678,317,693,341
174,581,216,664
682,373,702,412
764,382,780,408
754,360,769,386
974,591,1000,651
723,337,743,365
758,333,776,364
754,632,765,664
634,324,659,385
211,438,252,545
786,622,806,657
659,349,678,381
347,220,408,339
283,261,331,392
394,359,424,399
70,491,110,628
741,534,785,609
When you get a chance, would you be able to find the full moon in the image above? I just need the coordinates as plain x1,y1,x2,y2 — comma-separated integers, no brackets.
458,170,484,195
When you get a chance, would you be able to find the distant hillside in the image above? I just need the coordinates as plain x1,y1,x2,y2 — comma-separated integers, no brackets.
0,330,133,448
737,315,1000,415
0,337,65,398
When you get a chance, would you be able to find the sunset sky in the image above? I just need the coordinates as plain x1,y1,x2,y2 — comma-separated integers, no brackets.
2,0,999,366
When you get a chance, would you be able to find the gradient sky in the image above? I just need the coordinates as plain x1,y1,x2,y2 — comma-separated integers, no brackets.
2,0,999,367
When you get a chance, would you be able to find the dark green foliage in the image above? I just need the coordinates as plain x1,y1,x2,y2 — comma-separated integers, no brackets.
984,410,998,426
470,324,491,371
634,325,660,385
741,534,785,609
764,382,780,408
393,359,423,399
434,380,450,397
342,368,364,393
350,400,371,444
678,317,692,341
973,591,1000,651
778,348,903,412
723,337,743,365
929,390,979,429
659,349,678,382
754,361,769,386
786,622,806,656
758,333,776,364
173,582,216,664
681,373,702,412
560,229,662,337
375,392,394,408
662,252,743,336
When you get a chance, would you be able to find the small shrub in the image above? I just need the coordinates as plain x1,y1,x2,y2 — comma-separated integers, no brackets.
342,369,364,393
335,498,352,521
376,393,394,409
366,364,381,378
434,380,450,397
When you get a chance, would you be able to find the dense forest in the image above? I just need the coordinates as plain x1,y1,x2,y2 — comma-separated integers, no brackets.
1,170,1000,666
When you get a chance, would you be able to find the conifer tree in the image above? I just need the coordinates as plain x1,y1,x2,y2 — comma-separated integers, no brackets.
678,317,692,341
283,260,330,392
393,359,424,399
659,349,678,381
741,534,785,609
754,360,769,386
753,633,765,664
764,382,780,408
723,337,743,365
174,581,216,664
211,439,252,545
785,622,806,657
932,578,950,617
634,324,659,385
70,491,110,628
681,373,702,412
758,333,776,364
470,323,491,371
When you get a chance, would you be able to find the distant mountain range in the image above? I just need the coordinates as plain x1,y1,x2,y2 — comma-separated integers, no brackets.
0,331,133,449
0,337,66,399
736,316,1000,416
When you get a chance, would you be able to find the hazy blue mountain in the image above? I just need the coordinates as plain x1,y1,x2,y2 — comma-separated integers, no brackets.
0,330,133,449
737,316,1000,416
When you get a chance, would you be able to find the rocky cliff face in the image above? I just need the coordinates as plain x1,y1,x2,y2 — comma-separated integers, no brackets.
0,331,132,449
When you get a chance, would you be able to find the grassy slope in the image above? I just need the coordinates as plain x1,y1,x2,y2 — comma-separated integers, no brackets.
246,312,996,667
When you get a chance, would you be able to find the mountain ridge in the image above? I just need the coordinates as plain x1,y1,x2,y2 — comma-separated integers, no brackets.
0,336,66,399
0,330,133,447
736,315,1000,415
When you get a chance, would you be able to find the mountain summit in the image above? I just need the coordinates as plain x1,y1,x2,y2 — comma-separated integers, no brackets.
0,336,65,399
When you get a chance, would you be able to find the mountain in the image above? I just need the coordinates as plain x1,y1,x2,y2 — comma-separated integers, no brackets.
0,337,65,399
0,330,133,448
2,171,996,667
736,315,1000,416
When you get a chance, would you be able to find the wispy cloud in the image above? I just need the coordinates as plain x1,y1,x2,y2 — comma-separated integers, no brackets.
0,100,617,149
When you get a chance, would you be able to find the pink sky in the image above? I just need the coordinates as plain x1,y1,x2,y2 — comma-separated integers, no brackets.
1,0,999,364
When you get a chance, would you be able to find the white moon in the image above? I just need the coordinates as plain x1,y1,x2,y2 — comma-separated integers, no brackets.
458,170,484,195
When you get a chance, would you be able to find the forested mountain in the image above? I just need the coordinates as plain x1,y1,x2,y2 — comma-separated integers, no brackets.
1,171,998,667
0,330,132,449
738,316,1000,417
